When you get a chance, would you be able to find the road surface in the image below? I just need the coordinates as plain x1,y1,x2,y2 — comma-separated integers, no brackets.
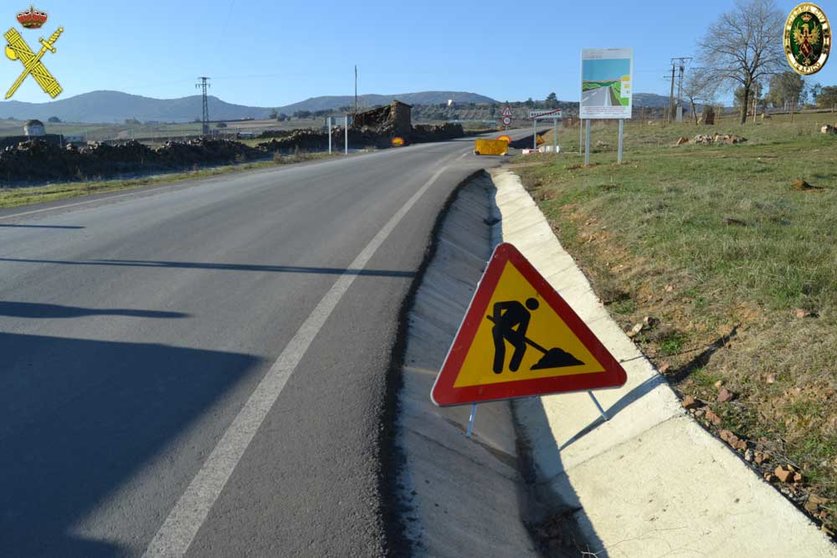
581,85,616,107
0,139,506,557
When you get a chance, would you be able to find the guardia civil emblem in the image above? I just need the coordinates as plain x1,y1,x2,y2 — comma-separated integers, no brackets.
3,5,63,99
784,3,831,75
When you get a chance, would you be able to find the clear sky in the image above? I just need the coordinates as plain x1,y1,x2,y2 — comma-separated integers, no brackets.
3,0,836,107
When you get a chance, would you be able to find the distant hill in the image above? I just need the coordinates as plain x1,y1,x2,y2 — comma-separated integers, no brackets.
0,91,275,124
0,90,498,124
277,91,497,114
633,93,671,108
0,89,670,124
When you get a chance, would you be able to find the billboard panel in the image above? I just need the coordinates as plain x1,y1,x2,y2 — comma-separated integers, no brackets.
580,48,633,119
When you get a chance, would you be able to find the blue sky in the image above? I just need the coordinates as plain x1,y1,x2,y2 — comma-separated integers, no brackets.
583,59,632,83
3,0,836,107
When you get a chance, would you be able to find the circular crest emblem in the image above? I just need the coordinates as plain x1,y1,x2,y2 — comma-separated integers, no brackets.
784,3,831,75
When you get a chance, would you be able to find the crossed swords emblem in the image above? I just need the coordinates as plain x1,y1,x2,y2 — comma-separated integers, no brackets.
4,26,62,99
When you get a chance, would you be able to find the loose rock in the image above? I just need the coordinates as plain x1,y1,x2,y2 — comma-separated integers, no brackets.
704,409,723,426
682,395,702,410
717,387,735,403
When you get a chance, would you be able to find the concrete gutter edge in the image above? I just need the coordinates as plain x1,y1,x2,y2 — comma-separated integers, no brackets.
491,167,837,558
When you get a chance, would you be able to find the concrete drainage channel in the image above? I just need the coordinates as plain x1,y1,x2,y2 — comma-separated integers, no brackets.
390,168,837,557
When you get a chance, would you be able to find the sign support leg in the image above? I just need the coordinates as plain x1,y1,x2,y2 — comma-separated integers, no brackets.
553,118,558,154
466,403,478,438
344,115,349,155
532,118,536,150
584,119,591,166
588,391,609,421
617,119,624,164
327,117,332,154
578,113,582,155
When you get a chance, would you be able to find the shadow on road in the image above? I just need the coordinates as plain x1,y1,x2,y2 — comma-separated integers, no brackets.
0,257,415,278
0,332,261,557
0,301,190,319
558,375,667,452
0,224,85,229
514,399,608,557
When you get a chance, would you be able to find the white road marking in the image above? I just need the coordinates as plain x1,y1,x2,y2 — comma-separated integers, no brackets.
143,164,452,557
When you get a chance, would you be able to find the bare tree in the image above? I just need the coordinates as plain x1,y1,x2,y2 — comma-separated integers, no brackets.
697,0,785,124
682,68,719,124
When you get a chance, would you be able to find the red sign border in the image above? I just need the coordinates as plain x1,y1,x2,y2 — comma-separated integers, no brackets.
431,243,627,406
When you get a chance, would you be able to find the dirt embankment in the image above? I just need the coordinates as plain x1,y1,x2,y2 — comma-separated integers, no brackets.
0,123,465,185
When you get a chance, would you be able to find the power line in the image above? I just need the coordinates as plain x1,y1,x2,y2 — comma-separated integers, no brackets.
668,57,692,122
196,77,210,135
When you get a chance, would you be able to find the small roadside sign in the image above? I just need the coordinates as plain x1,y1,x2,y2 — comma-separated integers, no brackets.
501,106,513,117
529,109,562,119
502,116,511,126
431,243,627,406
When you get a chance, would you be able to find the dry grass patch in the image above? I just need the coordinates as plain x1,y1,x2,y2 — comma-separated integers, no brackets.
516,113,837,537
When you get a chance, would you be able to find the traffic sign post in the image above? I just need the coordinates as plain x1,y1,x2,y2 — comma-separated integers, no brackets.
529,109,562,153
431,242,627,409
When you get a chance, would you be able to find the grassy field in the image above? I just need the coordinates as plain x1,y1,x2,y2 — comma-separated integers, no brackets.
0,152,336,209
516,112,837,537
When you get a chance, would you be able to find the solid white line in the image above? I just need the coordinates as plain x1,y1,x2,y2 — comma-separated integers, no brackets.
142,163,452,558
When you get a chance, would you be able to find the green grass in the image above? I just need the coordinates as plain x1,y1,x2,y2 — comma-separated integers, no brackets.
517,111,837,535
0,152,337,209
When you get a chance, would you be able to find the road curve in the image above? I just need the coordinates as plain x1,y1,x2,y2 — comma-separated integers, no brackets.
0,139,506,557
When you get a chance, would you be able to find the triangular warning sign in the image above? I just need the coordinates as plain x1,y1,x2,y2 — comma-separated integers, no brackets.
431,243,627,406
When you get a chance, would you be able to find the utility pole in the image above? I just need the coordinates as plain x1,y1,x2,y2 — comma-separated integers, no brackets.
674,57,691,122
667,62,676,123
196,76,210,135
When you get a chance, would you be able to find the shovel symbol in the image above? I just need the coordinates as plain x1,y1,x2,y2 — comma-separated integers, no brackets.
487,298,584,373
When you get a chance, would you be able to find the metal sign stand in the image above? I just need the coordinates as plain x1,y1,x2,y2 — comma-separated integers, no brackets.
466,403,478,438
532,118,537,150
588,391,609,421
344,115,349,155
584,119,591,166
617,119,624,164
327,116,332,154
553,118,558,154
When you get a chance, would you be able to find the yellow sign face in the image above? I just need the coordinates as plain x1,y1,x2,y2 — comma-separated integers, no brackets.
453,260,605,388
391,136,405,147
431,243,627,406
473,138,508,156
4,6,63,99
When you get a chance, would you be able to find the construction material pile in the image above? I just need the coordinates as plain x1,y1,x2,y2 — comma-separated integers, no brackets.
0,138,262,183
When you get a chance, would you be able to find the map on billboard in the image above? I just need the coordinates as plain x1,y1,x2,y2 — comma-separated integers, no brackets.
580,48,632,119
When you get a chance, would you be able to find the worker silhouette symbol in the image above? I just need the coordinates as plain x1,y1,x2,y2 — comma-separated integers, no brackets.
488,297,584,374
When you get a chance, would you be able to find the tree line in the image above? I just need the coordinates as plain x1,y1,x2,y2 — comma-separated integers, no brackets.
690,0,837,123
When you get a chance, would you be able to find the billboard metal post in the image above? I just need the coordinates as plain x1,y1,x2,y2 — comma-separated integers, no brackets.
584,119,591,166
344,115,349,155
617,119,624,164
579,112,582,155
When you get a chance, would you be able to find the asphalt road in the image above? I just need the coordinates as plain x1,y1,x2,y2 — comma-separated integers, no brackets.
581,85,614,107
0,138,508,557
